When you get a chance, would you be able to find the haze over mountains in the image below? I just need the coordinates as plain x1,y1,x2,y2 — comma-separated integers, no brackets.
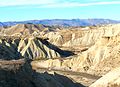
0,19,120,27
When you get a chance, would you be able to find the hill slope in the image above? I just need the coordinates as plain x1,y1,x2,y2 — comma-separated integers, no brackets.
0,36,67,60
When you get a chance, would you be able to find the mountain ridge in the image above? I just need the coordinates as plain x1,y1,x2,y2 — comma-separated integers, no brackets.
0,19,120,27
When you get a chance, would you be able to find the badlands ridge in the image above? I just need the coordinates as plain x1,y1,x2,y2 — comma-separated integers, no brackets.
0,24,120,87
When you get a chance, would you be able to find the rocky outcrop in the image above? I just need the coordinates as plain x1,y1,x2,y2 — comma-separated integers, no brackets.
1,24,120,87
33,35,120,75
0,37,22,60
32,24,120,76
90,67,120,87
75,35,120,75
44,24,120,48
44,32,64,46
0,36,64,59
0,59,84,87
1,24,120,48
44,29,83,47
63,24,120,47
0,59,34,87
18,37,61,59
0,24,53,36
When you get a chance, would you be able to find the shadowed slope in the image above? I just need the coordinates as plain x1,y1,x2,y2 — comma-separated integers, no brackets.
0,36,73,60
0,59,84,87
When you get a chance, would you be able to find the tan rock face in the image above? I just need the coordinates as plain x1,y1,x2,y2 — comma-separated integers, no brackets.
77,35,120,75
1,24,120,87
90,67,120,87
18,37,61,59
44,32,64,46
44,24,120,48
0,37,62,60
32,24,120,76
62,24,120,47
0,24,54,37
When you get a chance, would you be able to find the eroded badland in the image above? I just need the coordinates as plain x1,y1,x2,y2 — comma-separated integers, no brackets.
0,24,120,87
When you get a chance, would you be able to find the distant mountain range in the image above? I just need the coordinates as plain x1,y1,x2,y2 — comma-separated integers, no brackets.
0,19,120,27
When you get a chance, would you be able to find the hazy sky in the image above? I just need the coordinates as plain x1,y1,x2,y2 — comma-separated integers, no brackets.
0,0,120,22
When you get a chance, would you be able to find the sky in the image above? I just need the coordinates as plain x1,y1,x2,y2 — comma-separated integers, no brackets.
0,0,120,22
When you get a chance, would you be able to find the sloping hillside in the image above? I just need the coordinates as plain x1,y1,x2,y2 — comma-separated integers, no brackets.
32,24,120,75
1,23,120,87
0,36,68,60
0,59,84,87
0,24,53,36
90,67,120,87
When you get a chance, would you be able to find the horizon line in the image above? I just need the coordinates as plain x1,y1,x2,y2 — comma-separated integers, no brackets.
1,18,120,22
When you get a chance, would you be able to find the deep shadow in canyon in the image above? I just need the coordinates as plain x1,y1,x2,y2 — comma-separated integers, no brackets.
0,59,85,87
37,37,74,57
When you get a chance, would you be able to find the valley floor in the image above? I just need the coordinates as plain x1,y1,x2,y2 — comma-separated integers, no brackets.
32,62,101,87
